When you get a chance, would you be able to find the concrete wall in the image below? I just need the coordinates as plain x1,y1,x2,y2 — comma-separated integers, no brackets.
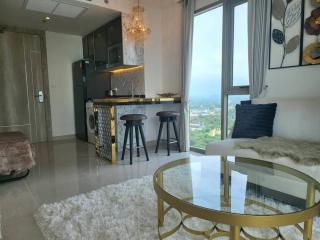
46,31,83,137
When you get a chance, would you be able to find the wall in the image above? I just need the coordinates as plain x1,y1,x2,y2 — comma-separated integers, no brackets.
143,5,164,97
46,31,83,137
161,3,183,95
265,66,320,98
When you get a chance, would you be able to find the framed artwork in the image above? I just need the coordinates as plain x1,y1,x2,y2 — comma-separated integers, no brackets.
302,0,320,65
269,0,320,69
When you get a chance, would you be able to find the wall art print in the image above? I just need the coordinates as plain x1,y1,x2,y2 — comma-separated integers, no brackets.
302,0,320,65
269,0,320,69
269,0,303,69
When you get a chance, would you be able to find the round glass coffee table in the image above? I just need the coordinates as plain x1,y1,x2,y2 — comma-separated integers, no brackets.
153,156,320,240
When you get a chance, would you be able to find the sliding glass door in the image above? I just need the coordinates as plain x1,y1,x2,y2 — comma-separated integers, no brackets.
189,6,223,149
190,0,249,150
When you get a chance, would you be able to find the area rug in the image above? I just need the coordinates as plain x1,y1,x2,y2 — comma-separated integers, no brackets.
34,176,320,240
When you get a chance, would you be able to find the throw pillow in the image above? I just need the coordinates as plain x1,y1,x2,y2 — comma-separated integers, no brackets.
232,103,277,139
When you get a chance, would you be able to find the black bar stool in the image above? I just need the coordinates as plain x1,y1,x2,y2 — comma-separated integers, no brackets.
120,114,149,165
155,111,181,156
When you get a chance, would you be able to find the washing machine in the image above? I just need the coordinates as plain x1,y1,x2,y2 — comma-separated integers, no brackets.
86,101,96,144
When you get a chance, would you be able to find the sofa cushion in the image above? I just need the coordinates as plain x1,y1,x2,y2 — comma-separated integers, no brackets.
205,139,320,182
232,103,277,139
205,138,320,199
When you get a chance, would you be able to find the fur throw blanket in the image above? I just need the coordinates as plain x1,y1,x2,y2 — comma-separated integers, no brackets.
0,132,35,175
235,137,320,166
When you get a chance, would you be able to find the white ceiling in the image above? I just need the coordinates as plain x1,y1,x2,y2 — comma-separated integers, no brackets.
0,0,120,36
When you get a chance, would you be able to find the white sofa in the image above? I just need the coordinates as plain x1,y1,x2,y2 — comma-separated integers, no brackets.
206,98,320,198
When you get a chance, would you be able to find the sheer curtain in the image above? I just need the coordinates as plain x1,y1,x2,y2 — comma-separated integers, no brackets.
180,0,195,151
248,0,271,98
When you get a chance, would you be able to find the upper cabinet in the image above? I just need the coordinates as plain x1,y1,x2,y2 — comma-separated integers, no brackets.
93,26,108,67
83,15,144,70
106,17,122,47
87,33,95,61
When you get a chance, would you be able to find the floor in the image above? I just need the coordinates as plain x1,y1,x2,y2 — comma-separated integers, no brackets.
0,139,196,240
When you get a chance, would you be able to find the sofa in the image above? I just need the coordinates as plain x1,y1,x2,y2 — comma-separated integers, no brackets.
205,98,320,198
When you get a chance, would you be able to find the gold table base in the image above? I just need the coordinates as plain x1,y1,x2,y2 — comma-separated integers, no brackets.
157,198,314,240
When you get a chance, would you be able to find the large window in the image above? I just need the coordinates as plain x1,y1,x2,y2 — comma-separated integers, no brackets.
190,0,249,150
190,6,223,149
232,2,249,87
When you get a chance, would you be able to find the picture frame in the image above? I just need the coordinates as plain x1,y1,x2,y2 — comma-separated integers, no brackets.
269,0,320,69
269,0,304,69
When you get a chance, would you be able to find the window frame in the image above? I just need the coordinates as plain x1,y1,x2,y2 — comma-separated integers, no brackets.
221,0,249,139
190,0,249,151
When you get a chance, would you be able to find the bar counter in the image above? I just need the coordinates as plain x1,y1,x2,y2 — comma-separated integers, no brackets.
93,97,181,163
93,97,181,105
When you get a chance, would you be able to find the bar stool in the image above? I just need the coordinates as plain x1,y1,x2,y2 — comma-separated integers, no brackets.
120,114,149,165
155,111,181,156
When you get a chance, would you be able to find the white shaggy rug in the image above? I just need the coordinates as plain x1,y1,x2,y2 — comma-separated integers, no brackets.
34,176,320,240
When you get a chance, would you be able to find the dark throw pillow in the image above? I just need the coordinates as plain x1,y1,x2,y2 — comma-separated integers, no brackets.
240,100,252,105
232,103,277,139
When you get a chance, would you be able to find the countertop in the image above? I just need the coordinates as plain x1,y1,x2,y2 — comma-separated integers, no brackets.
93,97,181,106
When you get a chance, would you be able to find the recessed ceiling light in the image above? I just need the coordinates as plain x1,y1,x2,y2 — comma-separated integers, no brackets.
42,16,51,23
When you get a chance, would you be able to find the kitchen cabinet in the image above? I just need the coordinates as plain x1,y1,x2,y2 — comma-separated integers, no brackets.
94,26,108,67
87,33,95,61
82,36,89,59
82,15,143,69
82,17,122,68
106,17,122,47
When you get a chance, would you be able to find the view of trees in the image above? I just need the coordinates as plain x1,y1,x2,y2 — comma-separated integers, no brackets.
189,101,237,149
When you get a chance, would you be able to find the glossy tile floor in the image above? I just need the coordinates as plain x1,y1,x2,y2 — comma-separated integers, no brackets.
0,139,196,240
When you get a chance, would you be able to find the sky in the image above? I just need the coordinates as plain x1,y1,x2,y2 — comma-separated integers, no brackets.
190,4,249,103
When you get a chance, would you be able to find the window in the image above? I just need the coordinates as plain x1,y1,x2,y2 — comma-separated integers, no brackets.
190,0,249,150
232,2,249,87
190,6,223,150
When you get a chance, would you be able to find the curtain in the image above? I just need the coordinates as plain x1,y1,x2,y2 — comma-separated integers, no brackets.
180,0,195,152
248,0,271,98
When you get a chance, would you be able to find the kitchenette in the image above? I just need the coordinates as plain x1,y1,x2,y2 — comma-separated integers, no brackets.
73,14,181,163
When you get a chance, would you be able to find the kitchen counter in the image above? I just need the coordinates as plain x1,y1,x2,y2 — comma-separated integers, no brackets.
93,97,181,105
93,97,181,163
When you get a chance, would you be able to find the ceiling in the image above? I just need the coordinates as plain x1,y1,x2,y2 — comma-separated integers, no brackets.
0,0,120,36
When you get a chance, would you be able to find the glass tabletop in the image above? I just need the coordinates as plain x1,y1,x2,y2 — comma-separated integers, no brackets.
154,156,320,216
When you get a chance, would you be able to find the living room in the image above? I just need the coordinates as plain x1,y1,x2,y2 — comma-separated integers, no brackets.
0,0,320,239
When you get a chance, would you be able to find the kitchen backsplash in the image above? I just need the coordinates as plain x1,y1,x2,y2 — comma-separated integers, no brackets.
110,68,145,96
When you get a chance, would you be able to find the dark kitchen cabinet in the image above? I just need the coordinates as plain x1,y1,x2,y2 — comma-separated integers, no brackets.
94,26,108,67
82,36,89,59
106,17,122,47
87,33,95,61
107,44,123,68
82,16,127,69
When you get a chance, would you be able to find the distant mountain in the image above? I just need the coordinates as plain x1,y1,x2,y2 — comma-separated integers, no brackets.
190,94,249,107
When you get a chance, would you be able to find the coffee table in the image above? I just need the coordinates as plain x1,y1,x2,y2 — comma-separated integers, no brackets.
153,156,320,240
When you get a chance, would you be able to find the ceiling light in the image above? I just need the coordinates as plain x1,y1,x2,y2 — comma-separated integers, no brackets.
125,0,151,43
42,16,51,23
